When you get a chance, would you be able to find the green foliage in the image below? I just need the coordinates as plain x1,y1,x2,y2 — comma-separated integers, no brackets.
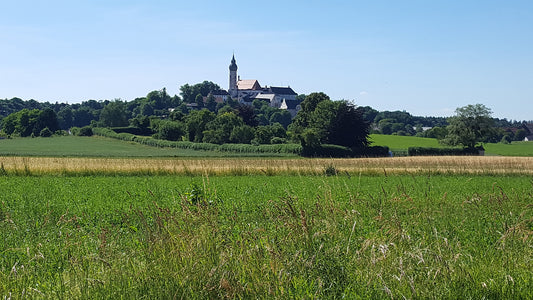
92,127,301,156
408,147,481,156
185,109,216,143
230,125,255,144
99,100,129,127
1,108,59,137
77,126,94,136
157,120,185,141
39,127,53,137
203,112,244,144
442,104,496,149
290,93,369,152
180,81,220,103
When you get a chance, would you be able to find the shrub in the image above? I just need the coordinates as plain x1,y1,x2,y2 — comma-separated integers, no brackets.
111,126,152,135
270,137,287,144
78,126,94,136
408,147,480,156
39,127,53,137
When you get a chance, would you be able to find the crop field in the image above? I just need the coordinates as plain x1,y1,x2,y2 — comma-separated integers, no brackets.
1,157,532,299
1,156,533,176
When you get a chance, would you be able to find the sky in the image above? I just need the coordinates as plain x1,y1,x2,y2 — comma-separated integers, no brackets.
1,0,532,120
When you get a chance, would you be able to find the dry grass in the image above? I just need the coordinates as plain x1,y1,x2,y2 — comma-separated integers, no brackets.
1,156,533,176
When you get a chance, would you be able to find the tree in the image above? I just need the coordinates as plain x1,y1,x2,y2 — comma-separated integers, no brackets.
99,100,129,127
289,93,370,150
205,94,217,112
158,120,185,141
269,110,292,128
180,81,220,103
230,125,255,144
236,104,258,127
195,94,204,108
203,112,244,144
34,108,59,135
185,109,216,142
326,101,369,149
57,107,73,130
442,104,495,149
289,92,330,137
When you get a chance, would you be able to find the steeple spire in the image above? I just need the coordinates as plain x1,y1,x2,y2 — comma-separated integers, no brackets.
229,54,238,71
229,54,238,95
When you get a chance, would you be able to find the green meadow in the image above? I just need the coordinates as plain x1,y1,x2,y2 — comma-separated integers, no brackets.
0,136,296,158
1,174,532,299
1,135,532,299
370,134,533,156
2,134,533,158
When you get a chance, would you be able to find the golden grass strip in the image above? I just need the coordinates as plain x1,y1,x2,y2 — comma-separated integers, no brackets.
1,156,533,176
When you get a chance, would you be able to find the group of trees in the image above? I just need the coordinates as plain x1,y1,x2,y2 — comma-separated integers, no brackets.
0,86,372,154
1,81,530,155
1,108,59,137
360,105,528,144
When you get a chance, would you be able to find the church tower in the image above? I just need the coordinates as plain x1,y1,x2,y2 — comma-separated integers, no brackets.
229,54,238,97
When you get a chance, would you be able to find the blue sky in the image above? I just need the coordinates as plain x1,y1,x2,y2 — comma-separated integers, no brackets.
1,0,532,120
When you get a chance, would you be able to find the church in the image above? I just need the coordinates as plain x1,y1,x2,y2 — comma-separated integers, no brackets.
213,55,301,117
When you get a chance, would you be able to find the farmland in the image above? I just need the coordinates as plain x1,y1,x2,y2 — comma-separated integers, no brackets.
1,158,532,298
370,134,533,156
1,136,532,298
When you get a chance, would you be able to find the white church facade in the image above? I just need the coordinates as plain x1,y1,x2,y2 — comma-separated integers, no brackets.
224,55,301,117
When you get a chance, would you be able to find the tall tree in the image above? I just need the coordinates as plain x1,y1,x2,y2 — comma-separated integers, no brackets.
185,109,216,142
289,93,370,150
99,100,129,127
442,104,495,149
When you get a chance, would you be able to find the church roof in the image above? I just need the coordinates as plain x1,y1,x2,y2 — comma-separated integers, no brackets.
266,86,297,95
282,99,302,110
253,93,276,101
237,79,261,90
211,89,229,96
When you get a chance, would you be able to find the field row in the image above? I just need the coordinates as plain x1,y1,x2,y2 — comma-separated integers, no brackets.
2,156,533,176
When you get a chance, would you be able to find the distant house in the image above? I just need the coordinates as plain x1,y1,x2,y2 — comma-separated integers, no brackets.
523,123,533,141
209,90,229,103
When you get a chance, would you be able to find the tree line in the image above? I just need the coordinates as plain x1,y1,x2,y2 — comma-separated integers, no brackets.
0,81,530,152
0,83,372,155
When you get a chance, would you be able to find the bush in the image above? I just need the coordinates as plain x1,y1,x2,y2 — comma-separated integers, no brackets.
78,126,94,136
158,121,185,141
39,127,53,137
270,137,287,144
354,146,390,157
408,147,481,156
111,127,153,135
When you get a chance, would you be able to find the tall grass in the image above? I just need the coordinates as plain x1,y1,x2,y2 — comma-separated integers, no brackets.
0,175,531,298
1,156,533,176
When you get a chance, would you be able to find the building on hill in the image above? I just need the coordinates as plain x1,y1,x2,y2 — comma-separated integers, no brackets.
226,54,301,116
523,123,533,141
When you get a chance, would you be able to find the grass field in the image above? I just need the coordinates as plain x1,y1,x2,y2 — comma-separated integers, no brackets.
0,136,297,158
1,174,531,299
370,134,533,156
2,135,533,158
1,136,532,298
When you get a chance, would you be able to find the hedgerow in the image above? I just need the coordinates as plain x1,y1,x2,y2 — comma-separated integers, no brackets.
92,127,303,155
